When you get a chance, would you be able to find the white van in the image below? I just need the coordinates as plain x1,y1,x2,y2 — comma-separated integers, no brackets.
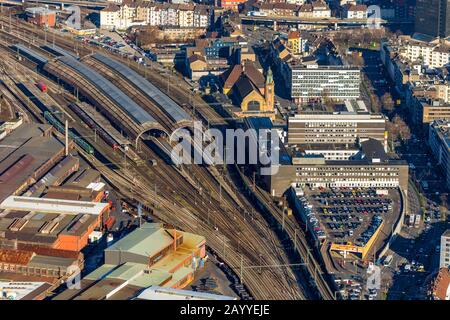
383,255,393,267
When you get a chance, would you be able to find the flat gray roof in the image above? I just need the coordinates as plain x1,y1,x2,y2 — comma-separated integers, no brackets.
92,53,192,124
41,44,78,60
58,56,158,128
11,44,48,65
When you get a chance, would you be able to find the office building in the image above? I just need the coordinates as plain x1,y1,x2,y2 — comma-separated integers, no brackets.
428,120,450,190
415,0,450,38
288,101,387,146
290,65,361,104
263,139,409,197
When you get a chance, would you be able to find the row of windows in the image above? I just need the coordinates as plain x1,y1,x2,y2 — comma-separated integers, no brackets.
296,172,399,177
296,166,399,172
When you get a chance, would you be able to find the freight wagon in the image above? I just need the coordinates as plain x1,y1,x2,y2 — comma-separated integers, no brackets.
68,103,120,149
44,111,94,154
67,103,140,162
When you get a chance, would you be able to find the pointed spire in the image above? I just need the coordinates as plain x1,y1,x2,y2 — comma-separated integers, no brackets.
266,67,273,85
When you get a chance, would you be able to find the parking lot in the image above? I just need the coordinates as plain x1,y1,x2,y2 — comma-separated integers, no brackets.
305,187,400,249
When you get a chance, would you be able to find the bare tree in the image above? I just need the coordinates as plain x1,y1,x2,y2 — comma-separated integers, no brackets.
393,116,411,141
439,193,447,221
369,92,381,113
381,92,395,113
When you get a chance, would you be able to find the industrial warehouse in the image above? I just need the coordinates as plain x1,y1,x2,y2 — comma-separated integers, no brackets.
53,223,207,300
0,1,448,304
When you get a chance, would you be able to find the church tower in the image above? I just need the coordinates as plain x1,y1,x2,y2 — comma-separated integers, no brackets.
265,67,275,112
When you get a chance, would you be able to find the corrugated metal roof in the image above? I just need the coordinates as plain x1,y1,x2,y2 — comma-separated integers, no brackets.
58,56,158,127
92,53,192,124
0,154,34,183
28,254,76,269
11,44,48,65
41,44,78,59
105,223,173,259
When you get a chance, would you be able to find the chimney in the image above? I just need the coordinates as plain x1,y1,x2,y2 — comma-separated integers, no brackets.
173,229,177,252
65,120,69,156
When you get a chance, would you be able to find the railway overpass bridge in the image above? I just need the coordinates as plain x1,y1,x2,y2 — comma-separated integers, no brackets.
240,15,412,28
0,0,108,9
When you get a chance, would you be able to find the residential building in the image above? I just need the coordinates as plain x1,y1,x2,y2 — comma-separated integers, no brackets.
342,4,367,19
415,0,450,38
219,0,247,10
429,120,450,190
411,98,450,126
256,3,301,17
298,1,331,19
100,2,212,30
440,230,450,269
431,267,450,300
290,64,361,104
287,30,308,55
400,41,450,70
286,0,306,5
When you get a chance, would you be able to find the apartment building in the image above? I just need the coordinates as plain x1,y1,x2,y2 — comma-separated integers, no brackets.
287,30,308,55
415,0,450,38
288,103,387,146
342,4,367,19
290,64,361,104
400,42,450,69
219,0,247,10
428,120,450,190
286,0,306,5
298,1,331,19
440,230,450,269
100,2,211,30
410,96,450,126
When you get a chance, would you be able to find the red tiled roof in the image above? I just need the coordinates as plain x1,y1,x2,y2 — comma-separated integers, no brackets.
222,64,243,90
433,268,450,300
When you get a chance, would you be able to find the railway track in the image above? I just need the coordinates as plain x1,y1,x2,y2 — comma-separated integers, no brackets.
0,15,338,299
236,169,337,300
0,28,305,299
80,147,305,300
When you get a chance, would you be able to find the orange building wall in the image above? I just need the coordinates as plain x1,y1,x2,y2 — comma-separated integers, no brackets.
220,0,246,9
55,207,109,251
29,12,56,27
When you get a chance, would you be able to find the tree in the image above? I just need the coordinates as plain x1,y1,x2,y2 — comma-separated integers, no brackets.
439,193,448,221
369,92,381,113
392,116,411,141
381,92,395,113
